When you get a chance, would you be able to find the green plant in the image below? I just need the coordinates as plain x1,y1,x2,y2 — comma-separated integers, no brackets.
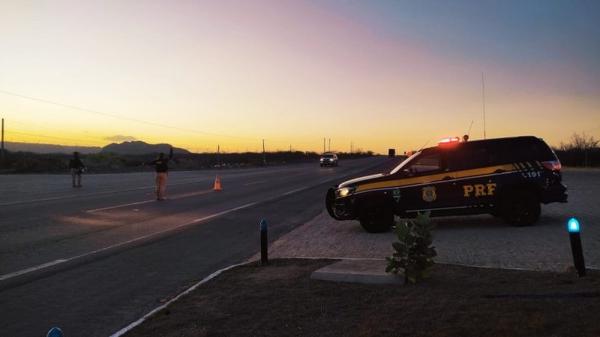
386,212,437,284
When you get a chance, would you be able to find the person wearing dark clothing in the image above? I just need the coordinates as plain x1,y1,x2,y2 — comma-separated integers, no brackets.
148,147,174,200
69,152,86,188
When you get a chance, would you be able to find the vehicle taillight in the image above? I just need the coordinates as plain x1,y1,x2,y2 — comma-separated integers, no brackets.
542,160,562,172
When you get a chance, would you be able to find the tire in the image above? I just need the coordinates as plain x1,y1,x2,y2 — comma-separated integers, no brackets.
359,204,394,233
500,189,541,226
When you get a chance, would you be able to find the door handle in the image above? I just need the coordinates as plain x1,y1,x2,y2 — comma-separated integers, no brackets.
442,176,453,181
494,169,506,173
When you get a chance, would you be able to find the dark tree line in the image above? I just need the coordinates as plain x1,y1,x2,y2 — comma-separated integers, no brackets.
0,150,375,173
554,132,600,167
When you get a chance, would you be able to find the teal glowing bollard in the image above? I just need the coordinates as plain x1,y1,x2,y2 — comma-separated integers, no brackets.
567,217,585,277
47,327,64,337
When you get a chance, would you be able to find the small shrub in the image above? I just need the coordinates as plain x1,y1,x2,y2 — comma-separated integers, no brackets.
386,212,437,284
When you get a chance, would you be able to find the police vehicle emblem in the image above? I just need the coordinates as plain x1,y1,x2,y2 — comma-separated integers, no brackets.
422,186,436,202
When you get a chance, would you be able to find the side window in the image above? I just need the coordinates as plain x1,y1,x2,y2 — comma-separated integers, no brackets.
511,139,555,161
447,145,491,171
407,152,441,174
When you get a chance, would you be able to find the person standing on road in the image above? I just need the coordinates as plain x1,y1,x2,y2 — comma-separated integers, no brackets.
69,152,86,188
147,147,174,201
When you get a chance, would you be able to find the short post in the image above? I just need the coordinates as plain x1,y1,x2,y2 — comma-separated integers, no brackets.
567,217,586,277
47,327,64,337
260,219,268,265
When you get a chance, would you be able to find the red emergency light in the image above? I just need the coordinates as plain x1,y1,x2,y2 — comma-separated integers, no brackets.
438,137,460,146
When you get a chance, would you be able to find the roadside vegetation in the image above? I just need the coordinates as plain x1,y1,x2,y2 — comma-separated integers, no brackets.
386,212,437,284
554,132,600,167
0,150,375,174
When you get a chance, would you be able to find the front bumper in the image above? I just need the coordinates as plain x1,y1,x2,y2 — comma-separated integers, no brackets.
325,187,356,220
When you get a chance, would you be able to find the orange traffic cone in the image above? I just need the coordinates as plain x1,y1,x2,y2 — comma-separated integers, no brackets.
213,175,222,191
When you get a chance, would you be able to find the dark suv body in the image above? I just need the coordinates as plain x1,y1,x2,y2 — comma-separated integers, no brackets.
326,136,567,232
320,153,338,167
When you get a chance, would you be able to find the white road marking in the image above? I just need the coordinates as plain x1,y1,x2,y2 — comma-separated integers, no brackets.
0,180,204,207
0,259,68,281
282,186,309,196
85,189,214,213
0,160,382,283
0,201,257,282
243,180,267,186
86,199,156,213
0,167,314,207
109,261,252,337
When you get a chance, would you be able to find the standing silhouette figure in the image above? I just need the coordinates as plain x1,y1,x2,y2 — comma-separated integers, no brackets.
69,152,86,188
148,147,174,200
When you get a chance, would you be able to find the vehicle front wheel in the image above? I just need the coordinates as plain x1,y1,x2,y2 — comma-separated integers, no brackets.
501,190,540,226
359,204,394,233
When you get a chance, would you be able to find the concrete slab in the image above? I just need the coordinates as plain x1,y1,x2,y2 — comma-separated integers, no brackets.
311,259,404,285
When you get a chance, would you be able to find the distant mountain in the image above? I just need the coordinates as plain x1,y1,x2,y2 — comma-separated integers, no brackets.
101,141,190,155
4,142,101,154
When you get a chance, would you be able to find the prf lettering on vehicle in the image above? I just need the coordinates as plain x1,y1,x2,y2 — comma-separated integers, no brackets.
463,183,497,197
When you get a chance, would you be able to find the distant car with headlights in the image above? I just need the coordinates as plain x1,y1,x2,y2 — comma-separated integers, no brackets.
320,153,338,167
326,136,567,232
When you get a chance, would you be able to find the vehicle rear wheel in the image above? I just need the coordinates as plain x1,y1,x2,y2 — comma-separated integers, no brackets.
501,190,540,226
359,204,394,233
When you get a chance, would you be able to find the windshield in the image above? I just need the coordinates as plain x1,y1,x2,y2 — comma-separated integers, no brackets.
389,151,421,174
322,154,335,158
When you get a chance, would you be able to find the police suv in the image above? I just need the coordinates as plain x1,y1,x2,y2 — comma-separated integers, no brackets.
326,136,567,233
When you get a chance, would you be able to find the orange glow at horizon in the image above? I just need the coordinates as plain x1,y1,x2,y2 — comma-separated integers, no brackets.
1,1,598,154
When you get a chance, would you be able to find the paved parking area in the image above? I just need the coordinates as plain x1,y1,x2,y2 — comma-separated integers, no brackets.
261,168,600,272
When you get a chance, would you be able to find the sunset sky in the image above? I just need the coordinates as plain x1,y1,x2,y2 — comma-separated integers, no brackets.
1,0,599,153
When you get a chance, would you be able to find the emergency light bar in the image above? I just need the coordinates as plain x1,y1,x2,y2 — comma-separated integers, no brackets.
438,137,460,146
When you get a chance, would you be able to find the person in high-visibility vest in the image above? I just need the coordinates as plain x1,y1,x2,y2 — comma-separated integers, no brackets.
147,147,173,201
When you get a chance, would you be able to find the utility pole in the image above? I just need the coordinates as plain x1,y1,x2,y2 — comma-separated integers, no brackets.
1,118,4,165
262,139,266,165
482,72,486,139
350,141,353,154
323,138,326,153
217,144,221,167
328,138,331,152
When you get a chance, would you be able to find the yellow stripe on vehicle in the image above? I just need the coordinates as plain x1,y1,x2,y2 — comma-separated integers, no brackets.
355,164,516,193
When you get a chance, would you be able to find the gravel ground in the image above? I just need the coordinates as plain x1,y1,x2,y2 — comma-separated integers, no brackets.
254,168,600,272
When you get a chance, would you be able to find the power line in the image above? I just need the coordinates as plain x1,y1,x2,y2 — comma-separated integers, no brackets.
5,129,104,145
0,89,259,141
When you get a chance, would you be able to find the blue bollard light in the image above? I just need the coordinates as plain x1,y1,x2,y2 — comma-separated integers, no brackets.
47,327,64,337
567,217,585,277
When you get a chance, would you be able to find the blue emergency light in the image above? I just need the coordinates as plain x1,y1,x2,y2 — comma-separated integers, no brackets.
567,217,580,233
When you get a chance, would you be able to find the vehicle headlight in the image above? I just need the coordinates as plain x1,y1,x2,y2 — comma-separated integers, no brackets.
335,186,356,198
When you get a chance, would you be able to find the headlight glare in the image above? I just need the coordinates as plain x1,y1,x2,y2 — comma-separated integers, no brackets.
335,186,355,198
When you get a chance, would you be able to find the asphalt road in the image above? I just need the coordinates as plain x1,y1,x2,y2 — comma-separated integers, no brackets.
0,157,392,337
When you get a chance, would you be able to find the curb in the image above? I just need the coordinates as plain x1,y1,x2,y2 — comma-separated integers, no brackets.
108,256,599,336
109,261,253,337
